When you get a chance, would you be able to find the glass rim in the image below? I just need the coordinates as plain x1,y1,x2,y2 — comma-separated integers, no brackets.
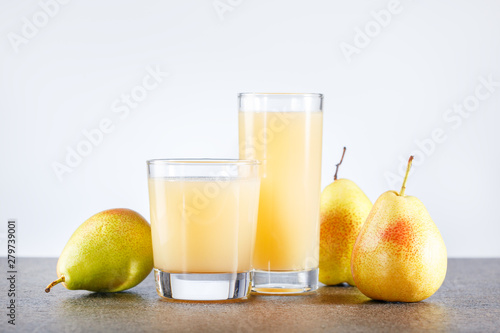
147,158,261,166
238,92,323,98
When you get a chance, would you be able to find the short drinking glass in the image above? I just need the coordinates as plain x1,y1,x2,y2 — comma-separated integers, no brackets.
147,159,260,301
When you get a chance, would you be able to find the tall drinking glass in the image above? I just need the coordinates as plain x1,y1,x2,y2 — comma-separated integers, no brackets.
147,159,260,301
238,93,323,293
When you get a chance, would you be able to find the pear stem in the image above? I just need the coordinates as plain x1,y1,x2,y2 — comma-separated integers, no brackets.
334,147,347,181
399,156,414,196
45,275,65,293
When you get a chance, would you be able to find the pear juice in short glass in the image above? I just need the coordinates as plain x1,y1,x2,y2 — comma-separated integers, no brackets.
147,159,260,301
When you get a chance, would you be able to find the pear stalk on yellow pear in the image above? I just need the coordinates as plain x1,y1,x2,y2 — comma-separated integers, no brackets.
351,156,447,302
319,147,373,286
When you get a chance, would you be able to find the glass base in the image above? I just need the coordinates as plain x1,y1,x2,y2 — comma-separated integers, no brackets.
252,268,319,294
154,268,252,301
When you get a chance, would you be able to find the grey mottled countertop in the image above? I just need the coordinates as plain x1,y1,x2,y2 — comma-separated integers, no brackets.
2,258,500,332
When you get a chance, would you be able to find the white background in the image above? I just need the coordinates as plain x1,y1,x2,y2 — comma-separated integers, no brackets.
1,0,499,257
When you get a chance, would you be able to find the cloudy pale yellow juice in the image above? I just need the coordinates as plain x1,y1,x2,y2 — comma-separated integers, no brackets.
239,111,323,271
148,177,260,273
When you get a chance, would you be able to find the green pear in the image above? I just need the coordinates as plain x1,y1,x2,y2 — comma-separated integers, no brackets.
319,147,372,286
45,208,153,293
351,156,447,302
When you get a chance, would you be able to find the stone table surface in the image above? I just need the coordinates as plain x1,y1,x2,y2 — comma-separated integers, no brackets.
1,258,500,332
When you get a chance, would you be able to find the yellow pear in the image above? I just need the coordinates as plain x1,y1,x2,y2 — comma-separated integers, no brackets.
319,147,373,286
45,208,153,293
351,156,447,302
